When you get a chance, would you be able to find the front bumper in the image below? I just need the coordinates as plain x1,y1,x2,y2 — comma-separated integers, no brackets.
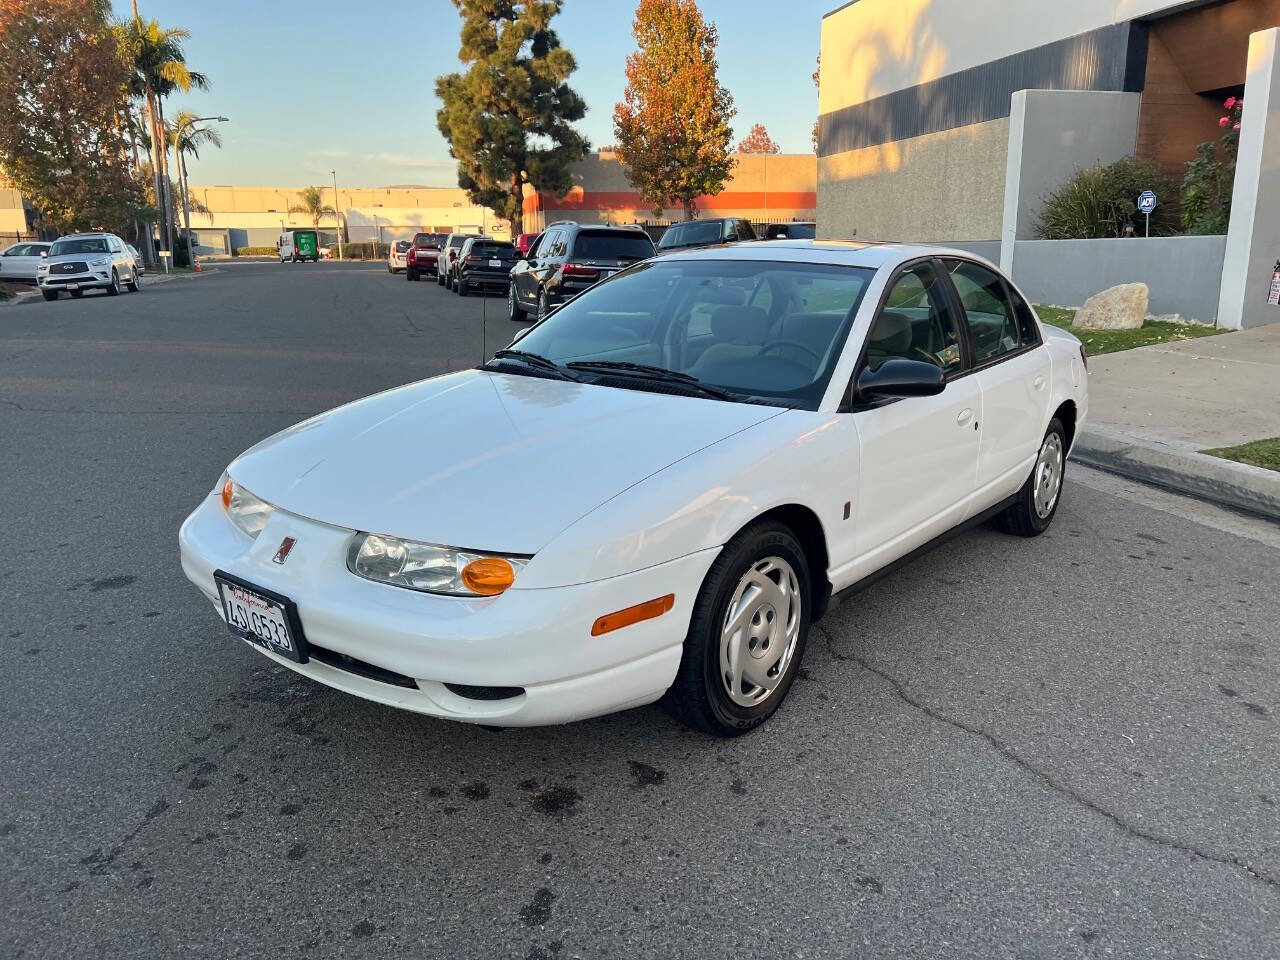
178,493,717,726
38,271,112,289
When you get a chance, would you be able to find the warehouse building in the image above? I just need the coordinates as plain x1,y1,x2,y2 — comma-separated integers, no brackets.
817,0,1280,328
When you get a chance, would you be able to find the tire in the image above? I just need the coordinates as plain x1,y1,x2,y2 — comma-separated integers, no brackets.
996,418,1067,537
437,270,445,286
508,283,525,321
126,273,140,293
70,290,84,299
106,269,120,296
42,290,58,302
406,268,417,282
665,521,811,737
457,274,468,296
537,288,549,320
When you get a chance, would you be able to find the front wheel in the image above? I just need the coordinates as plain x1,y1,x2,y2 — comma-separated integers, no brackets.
126,272,140,292
665,521,811,736
42,290,58,302
537,288,549,320
106,269,120,296
996,418,1067,537
508,283,525,321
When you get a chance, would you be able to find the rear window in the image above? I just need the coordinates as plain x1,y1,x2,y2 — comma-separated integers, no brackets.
447,235,472,249
657,221,722,249
572,230,655,261
414,233,446,247
470,241,513,257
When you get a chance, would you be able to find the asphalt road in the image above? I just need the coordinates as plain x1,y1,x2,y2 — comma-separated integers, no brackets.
2,261,1278,959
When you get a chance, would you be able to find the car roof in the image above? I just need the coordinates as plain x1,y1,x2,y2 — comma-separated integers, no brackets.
650,239,996,271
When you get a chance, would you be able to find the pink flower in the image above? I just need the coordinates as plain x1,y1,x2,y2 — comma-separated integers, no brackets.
1219,116,1230,127
1225,96,1237,110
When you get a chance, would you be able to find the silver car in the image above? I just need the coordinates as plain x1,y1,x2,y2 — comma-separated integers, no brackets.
37,232,140,301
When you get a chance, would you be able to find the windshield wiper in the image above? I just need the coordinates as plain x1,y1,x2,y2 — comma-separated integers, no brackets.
565,360,738,401
487,349,580,382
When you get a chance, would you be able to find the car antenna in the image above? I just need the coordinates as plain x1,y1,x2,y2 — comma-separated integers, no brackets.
481,275,487,367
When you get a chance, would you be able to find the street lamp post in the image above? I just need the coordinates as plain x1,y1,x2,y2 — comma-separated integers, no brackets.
176,115,228,269
331,170,344,260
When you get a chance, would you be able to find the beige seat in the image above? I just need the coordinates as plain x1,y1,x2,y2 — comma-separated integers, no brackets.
690,305,770,374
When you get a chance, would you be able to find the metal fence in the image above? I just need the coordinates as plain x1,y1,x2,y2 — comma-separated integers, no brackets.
1,231,42,247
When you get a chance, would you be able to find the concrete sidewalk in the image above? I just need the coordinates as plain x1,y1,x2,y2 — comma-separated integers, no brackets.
1073,324,1280,519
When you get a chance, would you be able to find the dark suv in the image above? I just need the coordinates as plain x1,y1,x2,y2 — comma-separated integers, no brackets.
455,237,517,297
507,222,655,321
656,217,756,252
406,232,446,281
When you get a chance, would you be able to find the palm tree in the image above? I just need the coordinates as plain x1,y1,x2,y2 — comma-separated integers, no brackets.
167,112,222,254
119,13,209,260
289,186,337,230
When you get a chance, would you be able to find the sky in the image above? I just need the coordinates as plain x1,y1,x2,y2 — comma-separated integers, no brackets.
112,0,831,188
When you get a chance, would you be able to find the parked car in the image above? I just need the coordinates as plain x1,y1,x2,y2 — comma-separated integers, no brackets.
126,243,145,277
0,241,51,282
179,241,1087,735
455,237,518,297
508,222,655,321
656,217,756,252
437,232,477,289
388,239,410,274
514,232,540,258
36,232,140,300
762,222,816,240
278,229,319,263
407,232,447,282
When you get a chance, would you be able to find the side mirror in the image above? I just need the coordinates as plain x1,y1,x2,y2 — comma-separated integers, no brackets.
40,251,49,258
855,358,945,402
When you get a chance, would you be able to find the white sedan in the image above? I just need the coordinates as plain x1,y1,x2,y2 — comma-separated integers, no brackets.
179,242,1088,736
0,241,51,282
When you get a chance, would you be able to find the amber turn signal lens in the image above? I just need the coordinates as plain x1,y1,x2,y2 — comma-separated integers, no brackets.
220,477,234,510
591,594,674,637
460,557,517,596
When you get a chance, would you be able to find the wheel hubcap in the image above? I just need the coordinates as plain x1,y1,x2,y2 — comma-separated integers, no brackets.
719,556,802,707
1033,432,1064,519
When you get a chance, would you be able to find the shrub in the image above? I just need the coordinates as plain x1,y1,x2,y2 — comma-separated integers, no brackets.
1182,97,1241,235
235,246,279,257
1037,156,1179,239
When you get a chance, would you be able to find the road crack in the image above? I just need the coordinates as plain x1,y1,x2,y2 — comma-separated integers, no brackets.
814,623,1279,893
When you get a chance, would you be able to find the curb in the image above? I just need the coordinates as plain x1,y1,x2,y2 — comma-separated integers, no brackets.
1072,424,1280,522
0,285,41,307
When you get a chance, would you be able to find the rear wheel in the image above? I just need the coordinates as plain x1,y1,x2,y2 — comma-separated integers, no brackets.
436,270,445,286
406,268,417,282
508,283,525,321
996,418,1067,537
665,521,810,736
457,273,468,296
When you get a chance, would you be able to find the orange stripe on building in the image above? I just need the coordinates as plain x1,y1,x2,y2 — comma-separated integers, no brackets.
522,189,816,215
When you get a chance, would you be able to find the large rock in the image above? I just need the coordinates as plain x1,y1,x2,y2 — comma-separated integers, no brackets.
1074,283,1149,330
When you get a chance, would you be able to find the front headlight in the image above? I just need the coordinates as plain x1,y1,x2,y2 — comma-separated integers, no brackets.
347,532,529,597
90,257,110,267
219,474,274,539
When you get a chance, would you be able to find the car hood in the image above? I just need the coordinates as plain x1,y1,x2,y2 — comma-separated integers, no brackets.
228,369,784,554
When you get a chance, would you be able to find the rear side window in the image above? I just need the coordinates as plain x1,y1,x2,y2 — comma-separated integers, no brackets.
658,221,720,249
735,220,755,241
571,230,654,261
943,259,1036,364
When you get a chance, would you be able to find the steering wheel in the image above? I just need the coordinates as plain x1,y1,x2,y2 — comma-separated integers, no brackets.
760,340,822,366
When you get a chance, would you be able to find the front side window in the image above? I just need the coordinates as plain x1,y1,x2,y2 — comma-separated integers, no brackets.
5,244,28,256
864,262,964,374
507,259,874,409
944,259,1029,364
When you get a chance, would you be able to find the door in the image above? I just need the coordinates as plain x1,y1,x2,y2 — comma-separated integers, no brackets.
851,261,980,571
1,244,32,280
941,258,1051,508
527,229,561,303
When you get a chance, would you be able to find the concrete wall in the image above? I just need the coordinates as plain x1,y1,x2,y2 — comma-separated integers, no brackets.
817,117,1010,242
1219,27,1280,329
0,188,27,235
1009,235,1228,322
1001,89,1141,269
819,0,1201,113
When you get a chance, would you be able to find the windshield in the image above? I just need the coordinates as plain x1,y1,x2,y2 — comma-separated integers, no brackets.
657,222,722,249
572,231,654,261
509,259,873,409
50,238,109,256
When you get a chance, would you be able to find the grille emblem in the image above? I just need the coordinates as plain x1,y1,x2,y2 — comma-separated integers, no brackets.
272,536,297,564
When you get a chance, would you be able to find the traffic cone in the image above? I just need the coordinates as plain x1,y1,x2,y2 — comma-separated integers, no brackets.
195,256,202,273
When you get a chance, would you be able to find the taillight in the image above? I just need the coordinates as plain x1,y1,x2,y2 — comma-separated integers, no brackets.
562,262,599,277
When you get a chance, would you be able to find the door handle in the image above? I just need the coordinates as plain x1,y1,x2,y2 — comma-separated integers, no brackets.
1032,375,1046,391
956,408,973,427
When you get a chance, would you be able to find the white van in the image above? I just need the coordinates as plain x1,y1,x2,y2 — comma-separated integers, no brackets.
277,228,319,263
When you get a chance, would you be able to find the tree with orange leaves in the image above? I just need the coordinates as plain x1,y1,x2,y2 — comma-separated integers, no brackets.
613,0,736,219
736,123,780,155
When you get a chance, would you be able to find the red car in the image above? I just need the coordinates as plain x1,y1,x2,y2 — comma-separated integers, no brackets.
406,232,446,282
514,232,539,258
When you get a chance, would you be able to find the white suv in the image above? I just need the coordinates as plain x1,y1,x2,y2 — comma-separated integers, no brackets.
37,232,140,301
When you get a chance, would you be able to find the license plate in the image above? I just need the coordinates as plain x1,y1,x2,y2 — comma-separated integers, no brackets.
488,259,502,268
67,284,79,291
214,572,308,663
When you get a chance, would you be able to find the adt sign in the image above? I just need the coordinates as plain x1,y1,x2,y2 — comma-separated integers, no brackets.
1137,190,1158,215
